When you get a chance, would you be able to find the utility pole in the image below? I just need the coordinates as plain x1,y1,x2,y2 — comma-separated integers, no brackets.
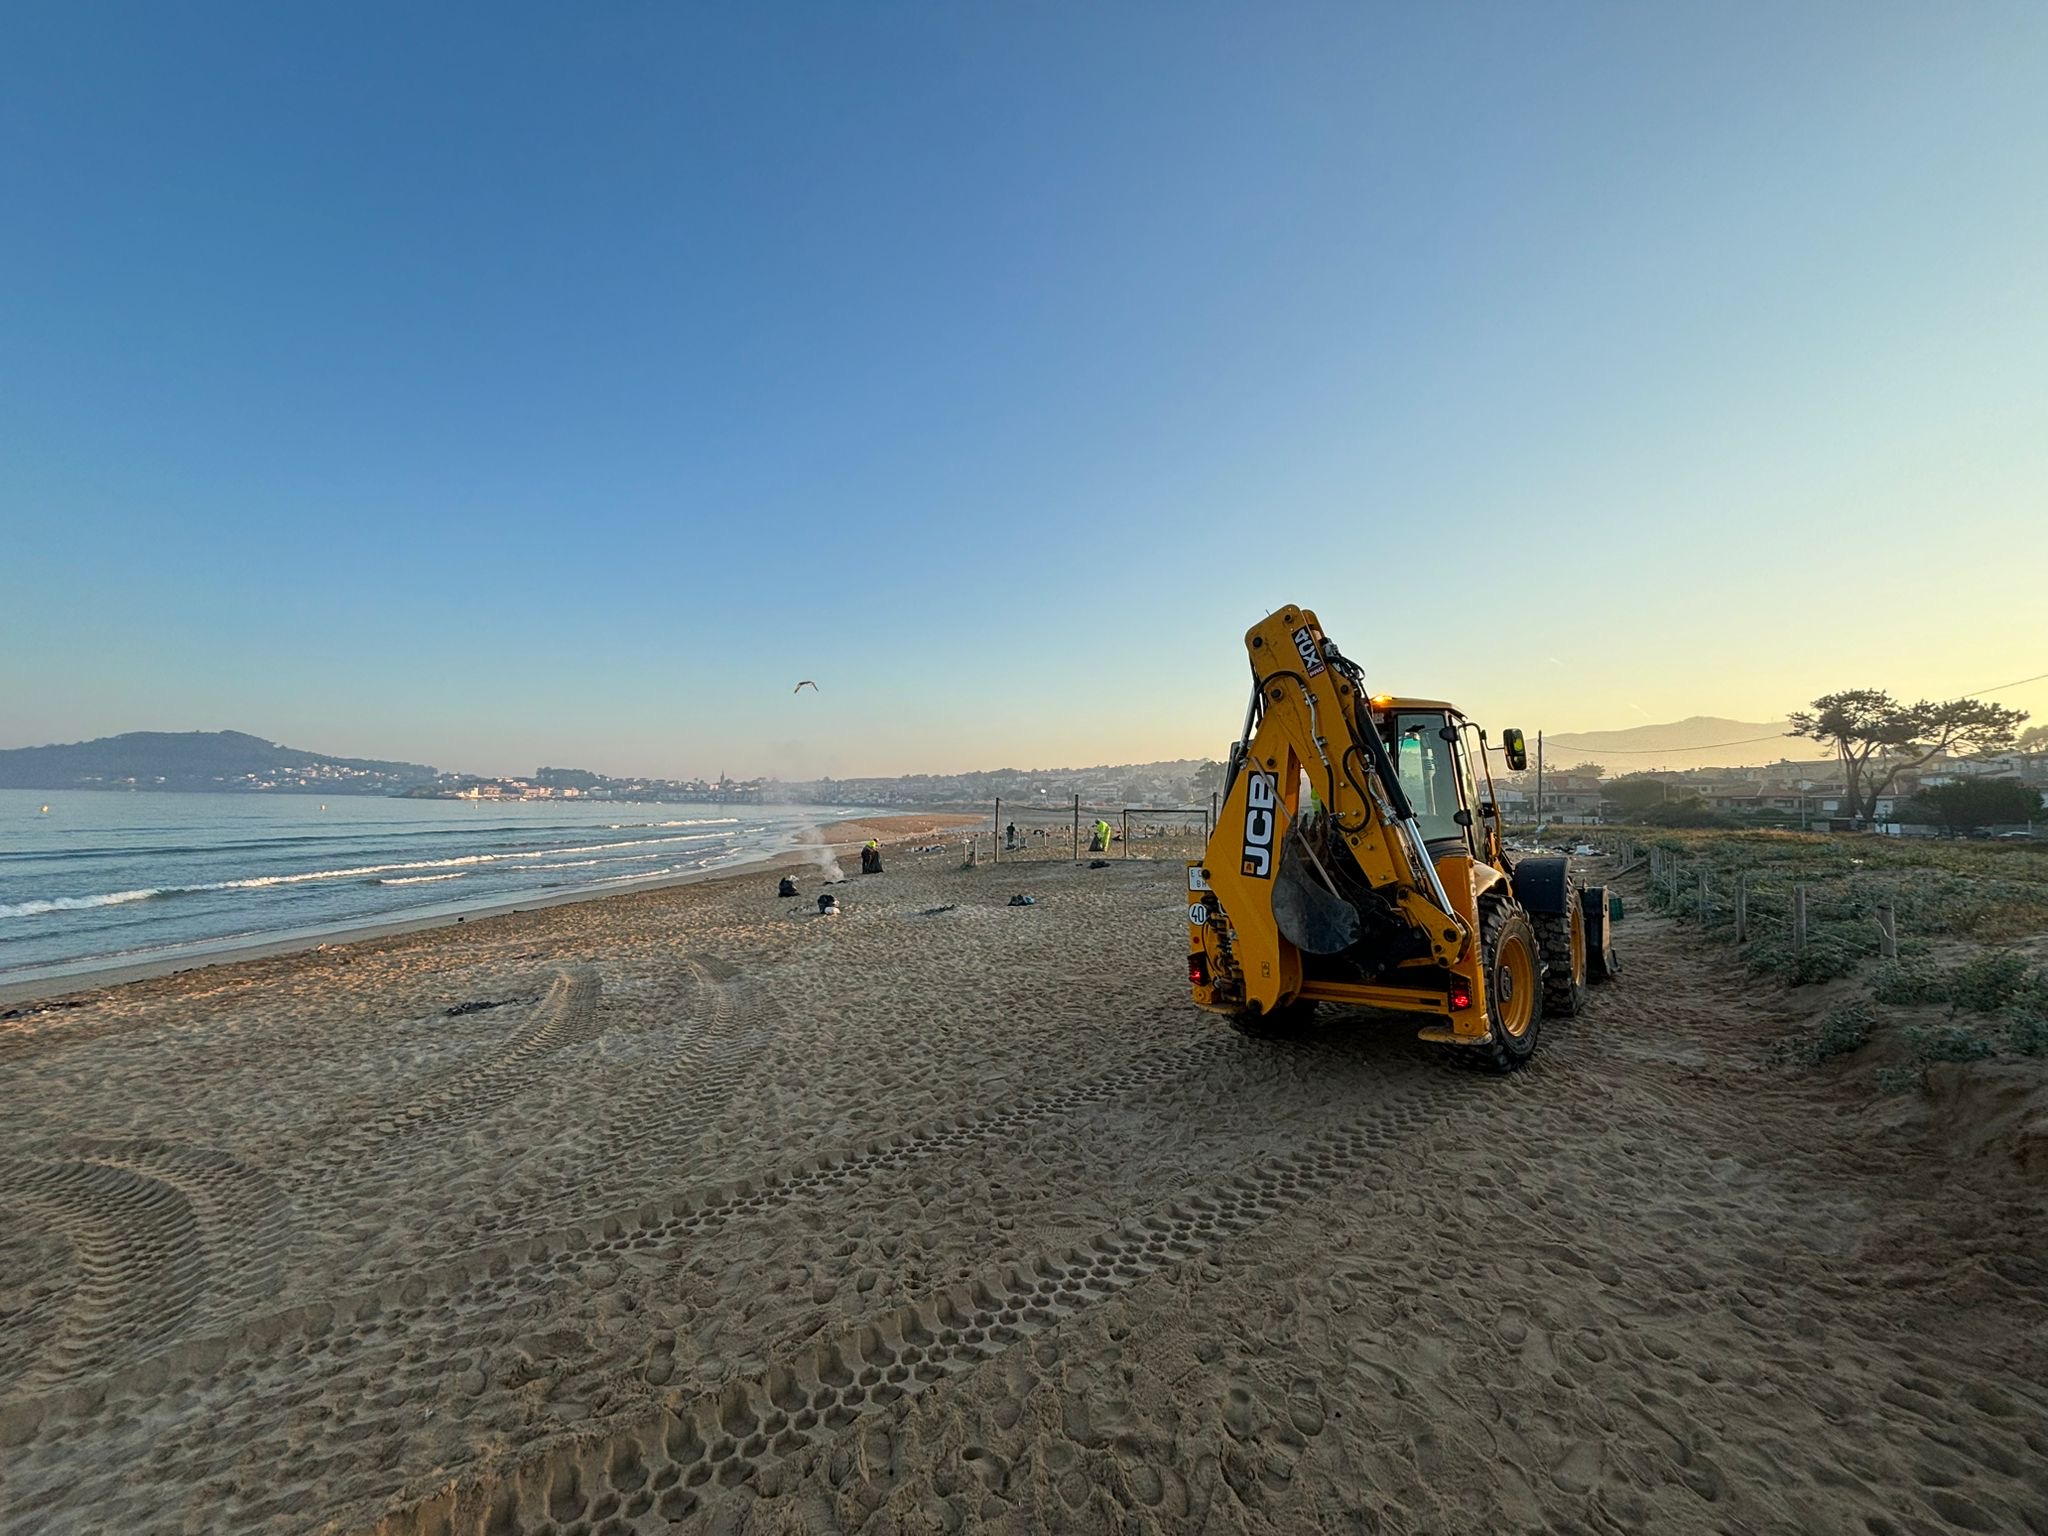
1535,731,1545,826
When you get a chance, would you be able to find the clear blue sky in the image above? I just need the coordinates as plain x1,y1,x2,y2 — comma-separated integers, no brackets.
4,3,2043,778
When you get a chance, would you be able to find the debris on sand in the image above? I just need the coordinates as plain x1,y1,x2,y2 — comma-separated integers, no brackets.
444,996,533,1018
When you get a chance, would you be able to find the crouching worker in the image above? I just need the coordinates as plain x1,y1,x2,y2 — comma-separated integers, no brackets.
860,839,883,875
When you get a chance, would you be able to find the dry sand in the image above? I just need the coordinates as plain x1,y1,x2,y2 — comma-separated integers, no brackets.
1,833,2043,1535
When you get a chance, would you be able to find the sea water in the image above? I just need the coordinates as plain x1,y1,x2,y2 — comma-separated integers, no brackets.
0,791,860,986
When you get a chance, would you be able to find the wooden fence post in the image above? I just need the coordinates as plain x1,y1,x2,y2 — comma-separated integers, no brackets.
1072,794,1081,865
1878,902,1898,959
1793,883,1807,954
1734,874,1748,943
993,797,1001,864
1698,868,1710,924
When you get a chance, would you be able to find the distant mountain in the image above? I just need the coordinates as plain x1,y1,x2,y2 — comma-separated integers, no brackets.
1542,717,1805,772
0,730,439,795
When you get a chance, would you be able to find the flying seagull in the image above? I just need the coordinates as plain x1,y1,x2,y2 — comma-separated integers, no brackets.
793,680,820,693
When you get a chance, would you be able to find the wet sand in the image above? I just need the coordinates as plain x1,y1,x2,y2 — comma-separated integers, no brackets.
1,841,2042,1534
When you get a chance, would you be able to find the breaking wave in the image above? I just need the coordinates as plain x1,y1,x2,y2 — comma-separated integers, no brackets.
605,818,741,830
0,833,720,919
0,889,163,919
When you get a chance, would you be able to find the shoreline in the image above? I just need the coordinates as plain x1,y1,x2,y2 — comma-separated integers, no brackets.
0,811,980,1009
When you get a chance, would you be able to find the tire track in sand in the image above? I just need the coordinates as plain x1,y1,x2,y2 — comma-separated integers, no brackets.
364,1054,1473,1534
548,956,777,1177
0,1020,1248,1487
0,971,602,1396
290,967,605,1196
0,1140,289,1392
353,955,786,1273
6,1024,1237,1439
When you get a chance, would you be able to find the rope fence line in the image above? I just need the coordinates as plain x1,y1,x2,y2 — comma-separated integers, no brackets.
959,795,1217,867
1621,838,1901,963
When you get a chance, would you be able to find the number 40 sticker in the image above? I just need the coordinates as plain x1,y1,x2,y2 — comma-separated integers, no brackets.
1188,903,1208,925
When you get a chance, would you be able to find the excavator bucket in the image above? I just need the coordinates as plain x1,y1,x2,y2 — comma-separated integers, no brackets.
1271,827,1360,954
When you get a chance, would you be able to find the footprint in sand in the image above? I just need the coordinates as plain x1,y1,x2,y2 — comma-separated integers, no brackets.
1222,1385,1257,1440
1551,1438,1604,1494
1285,1378,1326,1437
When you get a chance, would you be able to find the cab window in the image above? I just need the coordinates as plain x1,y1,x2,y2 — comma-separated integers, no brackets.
1387,711,1466,843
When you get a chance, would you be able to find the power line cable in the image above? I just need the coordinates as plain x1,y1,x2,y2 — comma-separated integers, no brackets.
1582,732,1792,756
1963,668,2048,697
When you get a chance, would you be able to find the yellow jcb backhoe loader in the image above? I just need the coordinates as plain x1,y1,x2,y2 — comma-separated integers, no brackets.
1187,604,1618,1069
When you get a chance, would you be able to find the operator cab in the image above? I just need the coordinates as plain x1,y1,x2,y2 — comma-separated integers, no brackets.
1369,698,1500,868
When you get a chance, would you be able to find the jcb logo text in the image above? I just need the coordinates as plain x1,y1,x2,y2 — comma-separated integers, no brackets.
1242,772,1277,878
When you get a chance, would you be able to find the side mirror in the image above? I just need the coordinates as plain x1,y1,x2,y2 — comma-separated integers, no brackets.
1502,728,1528,773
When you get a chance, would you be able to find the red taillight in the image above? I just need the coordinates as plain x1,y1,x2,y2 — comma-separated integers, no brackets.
1189,954,1209,987
1450,988,1472,1011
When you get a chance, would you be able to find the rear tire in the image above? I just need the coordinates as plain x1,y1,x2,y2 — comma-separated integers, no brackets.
1533,882,1588,1017
1228,1000,1317,1039
1470,900,1542,1072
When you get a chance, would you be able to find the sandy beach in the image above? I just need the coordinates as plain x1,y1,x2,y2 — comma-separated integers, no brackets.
2,828,2043,1535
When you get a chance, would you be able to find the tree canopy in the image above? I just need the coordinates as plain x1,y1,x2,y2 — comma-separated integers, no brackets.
1787,691,2027,821
1601,777,1676,818
1901,779,2042,836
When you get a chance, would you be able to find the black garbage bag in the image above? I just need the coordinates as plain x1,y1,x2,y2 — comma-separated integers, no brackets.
860,845,883,875
778,877,799,898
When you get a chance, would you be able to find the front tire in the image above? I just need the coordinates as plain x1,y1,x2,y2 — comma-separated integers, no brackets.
1471,900,1543,1072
